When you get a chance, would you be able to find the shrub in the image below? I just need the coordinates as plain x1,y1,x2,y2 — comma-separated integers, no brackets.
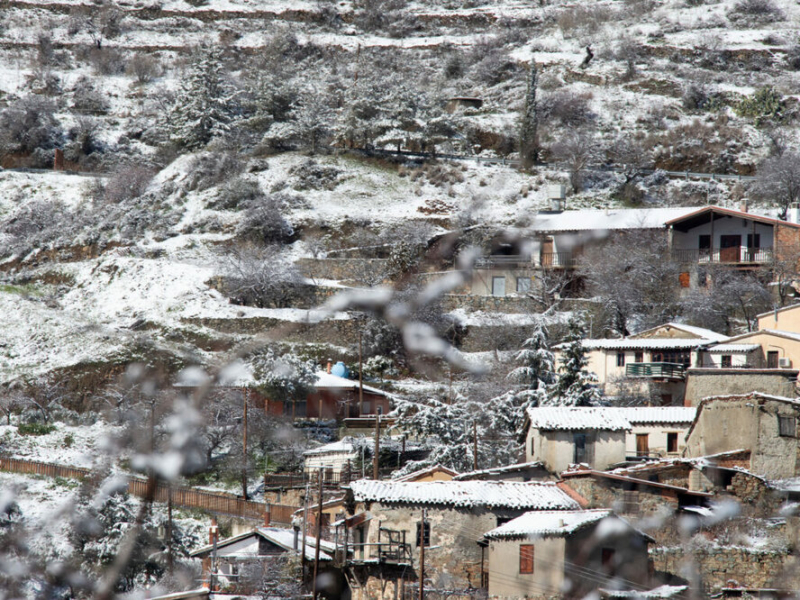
184,151,243,191
211,177,264,210
103,164,156,204
288,159,341,191
735,86,784,124
71,76,109,114
89,47,127,76
786,45,800,70
0,96,62,159
728,0,785,24
682,84,708,110
126,53,162,85
557,5,615,38
540,91,593,126
237,196,294,244
18,423,56,436
471,49,519,85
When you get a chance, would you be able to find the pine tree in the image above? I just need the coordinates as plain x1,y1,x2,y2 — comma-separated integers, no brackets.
251,348,317,410
169,47,237,150
519,61,539,169
553,315,601,406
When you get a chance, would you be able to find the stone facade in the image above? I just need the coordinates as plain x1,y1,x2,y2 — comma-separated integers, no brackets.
683,369,798,406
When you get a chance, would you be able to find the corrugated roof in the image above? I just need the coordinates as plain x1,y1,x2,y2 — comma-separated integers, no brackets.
190,527,335,561
348,480,580,510
619,407,696,424
303,439,357,456
526,407,631,431
665,206,800,229
580,338,710,350
706,344,760,353
531,207,702,233
657,323,728,342
453,461,546,481
483,509,611,540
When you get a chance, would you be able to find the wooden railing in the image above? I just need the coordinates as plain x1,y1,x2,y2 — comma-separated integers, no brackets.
672,247,773,264
0,456,299,524
264,469,350,490
625,362,685,380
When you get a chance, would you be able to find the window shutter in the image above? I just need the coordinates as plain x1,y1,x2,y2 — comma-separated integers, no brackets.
519,544,534,574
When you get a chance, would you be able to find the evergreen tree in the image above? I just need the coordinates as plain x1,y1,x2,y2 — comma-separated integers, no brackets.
519,61,539,169
553,315,601,406
169,47,237,150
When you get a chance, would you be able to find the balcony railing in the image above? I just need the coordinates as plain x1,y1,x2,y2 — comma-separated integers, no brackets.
474,252,576,269
672,248,773,265
626,362,686,380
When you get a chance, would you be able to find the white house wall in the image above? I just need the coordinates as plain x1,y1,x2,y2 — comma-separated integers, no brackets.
527,428,626,473
672,217,774,251
487,537,566,598
626,425,689,457
304,451,358,475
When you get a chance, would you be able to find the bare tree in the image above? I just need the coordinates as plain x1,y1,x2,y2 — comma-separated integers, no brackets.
519,62,539,170
579,230,681,336
220,244,309,308
751,151,800,220
549,131,599,193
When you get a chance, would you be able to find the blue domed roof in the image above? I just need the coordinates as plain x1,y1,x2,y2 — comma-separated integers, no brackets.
331,361,350,378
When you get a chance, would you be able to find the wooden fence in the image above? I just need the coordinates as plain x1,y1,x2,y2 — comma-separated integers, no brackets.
0,456,299,525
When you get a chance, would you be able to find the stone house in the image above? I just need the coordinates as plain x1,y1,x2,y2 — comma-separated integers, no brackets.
339,479,581,599
481,509,653,599
303,438,359,478
684,392,800,479
565,322,727,403
523,407,630,473
522,407,696,473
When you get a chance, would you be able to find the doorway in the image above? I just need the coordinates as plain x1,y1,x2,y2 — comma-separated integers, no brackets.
720,235,741,263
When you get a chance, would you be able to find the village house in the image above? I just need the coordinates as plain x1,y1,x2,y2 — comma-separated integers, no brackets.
481,509,654,599
565,322,727,403
190,526,336,594
452,461,553,482
339,479,581,599
303,438,359,480
523,407,696,474
684,392,800,479
394,464,459,482
666,205,800,289
470,202,702,297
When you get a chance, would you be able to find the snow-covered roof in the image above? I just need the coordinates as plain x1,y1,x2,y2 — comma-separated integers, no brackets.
190,527,335,561
654,323,728,342
393,464,459,482
600,585,688,598
706,344,760,353
530,207,702,233
666,206,800,229
453,461,547,481
579,338,710,351
483,509,612,540
723,329,800,344
347,480,580,510
756,303,800,319
526,407,631,431
314,371,387,396
618,407,696,425
303,439,357,456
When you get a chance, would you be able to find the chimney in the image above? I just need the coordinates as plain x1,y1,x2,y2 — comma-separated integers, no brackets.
789,203,800,224
209,518,218,545
264,507,271,527
739,201,748,213
326,359,333,374
547,185,566,212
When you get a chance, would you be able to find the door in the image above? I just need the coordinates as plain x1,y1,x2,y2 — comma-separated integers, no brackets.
492,276,506,296
720,235,741,263
574,433,587,464
768,351,780,369
636,434,649,457
540,237,554,266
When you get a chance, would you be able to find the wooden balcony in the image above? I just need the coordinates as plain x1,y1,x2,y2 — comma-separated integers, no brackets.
672,247,773,265
626,362,686,380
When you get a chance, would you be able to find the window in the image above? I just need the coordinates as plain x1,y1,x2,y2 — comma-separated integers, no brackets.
667,432,679,453
491,276,506,297
679,272,690,288
617,352,625,367
699,235,711,251
376,406,383,415
530,436,535,457
602,548,616,572
721,355,732,368
574,432,587,464
652,351,691,367
768,351,780,369
635,352,644,363
519,544,534,574
516,277,531,293
747,233,761,248
779,416,797,438
416,521,430,547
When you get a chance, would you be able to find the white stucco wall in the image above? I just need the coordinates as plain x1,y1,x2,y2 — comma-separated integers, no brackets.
304,450,358,475
487,537,565,598
526,428,627,473
672,217,773,252
626,424,689,457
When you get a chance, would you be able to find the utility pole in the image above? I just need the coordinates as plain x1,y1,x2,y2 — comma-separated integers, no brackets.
419,508,427,600
242,388,248,500
473,421,478,472
373,414,381,480
167,484,174,573
358,330,364,417
301,482,309,583
312,469,324,600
